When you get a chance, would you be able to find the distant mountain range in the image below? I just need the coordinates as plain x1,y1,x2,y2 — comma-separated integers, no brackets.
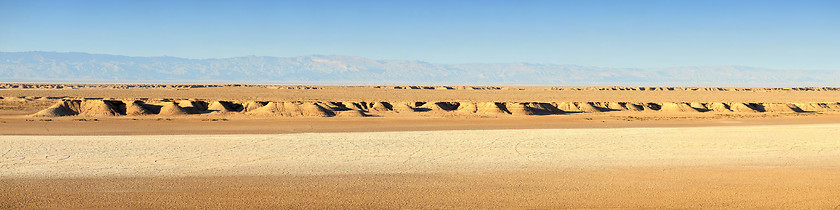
1,51,838,86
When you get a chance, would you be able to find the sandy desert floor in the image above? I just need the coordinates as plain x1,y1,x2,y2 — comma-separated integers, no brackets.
4,124,840,208
2,84,840,208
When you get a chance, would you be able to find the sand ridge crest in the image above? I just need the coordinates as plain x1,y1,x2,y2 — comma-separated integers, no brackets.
27,99,840,118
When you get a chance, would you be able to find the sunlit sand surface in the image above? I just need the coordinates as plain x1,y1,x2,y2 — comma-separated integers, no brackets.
4,124,840,208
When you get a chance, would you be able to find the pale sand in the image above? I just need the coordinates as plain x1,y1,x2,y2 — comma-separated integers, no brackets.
1,113,837,135
4,124,840,208
2,124,840,178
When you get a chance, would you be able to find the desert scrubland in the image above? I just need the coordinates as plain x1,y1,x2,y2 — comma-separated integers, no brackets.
2,83,840,208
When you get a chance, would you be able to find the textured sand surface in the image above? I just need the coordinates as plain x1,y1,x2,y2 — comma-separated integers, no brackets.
6,168,840,209
3,124,840,178
4,124,840,208
0,113,837,135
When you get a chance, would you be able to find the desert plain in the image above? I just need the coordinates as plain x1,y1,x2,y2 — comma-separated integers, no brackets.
2,84,840,208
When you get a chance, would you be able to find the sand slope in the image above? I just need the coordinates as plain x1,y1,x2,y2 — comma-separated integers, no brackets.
33,98,828,118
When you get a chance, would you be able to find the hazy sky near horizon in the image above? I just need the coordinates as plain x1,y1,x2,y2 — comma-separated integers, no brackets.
1,0,838,70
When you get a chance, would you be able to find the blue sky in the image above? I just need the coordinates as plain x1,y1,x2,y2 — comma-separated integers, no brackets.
1,0,838,70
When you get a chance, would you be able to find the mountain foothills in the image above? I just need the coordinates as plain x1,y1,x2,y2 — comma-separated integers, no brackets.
1,51,837,85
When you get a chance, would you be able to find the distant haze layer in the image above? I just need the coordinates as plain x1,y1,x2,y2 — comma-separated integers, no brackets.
1,52,837,86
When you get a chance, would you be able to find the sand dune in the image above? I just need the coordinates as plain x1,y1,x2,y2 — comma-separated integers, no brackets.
659,102,700,112
206,101,238,112
455,101,478,113
708,102,732,112
28,98,834,117
797,102,840,112
476,102,509,114
504,102,534,115
334,109,368,117
368,101,392,112
417,102,448,112
79,100,122,116
762,103,803,113
576,102,606,113
157,101,188,115
605,102,627,111
729,103,761,112
300,102,335,117
241,101,266,112
389,101,415,113
31,100,80,117
123,100,153,115
177,100,206,114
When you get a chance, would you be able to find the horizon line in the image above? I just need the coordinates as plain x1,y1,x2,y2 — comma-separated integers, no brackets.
2,50,827,71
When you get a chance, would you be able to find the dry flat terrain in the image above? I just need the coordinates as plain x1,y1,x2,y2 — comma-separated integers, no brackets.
2,84,840,208
4,125,840,208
